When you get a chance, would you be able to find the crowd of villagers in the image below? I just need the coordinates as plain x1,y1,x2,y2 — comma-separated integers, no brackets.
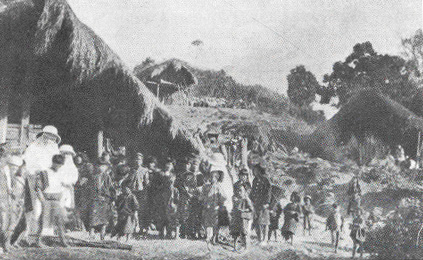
0,124,368,256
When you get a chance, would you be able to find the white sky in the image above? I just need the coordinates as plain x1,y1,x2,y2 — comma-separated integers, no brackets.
67,0,422,94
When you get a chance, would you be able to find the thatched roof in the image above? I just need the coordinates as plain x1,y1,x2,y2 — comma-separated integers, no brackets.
135,59,197,98
0,0,201,160
310,89,423,160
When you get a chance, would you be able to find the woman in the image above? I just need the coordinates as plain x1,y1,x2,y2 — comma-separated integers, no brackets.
87,152,116,240
281,191,302,245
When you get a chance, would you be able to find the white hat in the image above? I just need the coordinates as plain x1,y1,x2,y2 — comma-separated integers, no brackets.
8,156,23,167
208,153,227,166
60,144,76,156
39,125,61,144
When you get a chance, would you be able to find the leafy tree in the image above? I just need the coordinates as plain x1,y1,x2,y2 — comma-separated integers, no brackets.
402,29,423,81
287,65,320,106
322,42,418,107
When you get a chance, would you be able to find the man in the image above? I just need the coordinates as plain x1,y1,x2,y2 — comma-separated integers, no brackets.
23,125,61,236
250,164,272,246
34,154,68,248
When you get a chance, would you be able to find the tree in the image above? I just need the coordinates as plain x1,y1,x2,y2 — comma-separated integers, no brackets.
322,42,418,107
402,29,423,86
287,65,320,107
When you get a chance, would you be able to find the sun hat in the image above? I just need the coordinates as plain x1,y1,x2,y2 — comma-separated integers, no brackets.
7,156,23,167
59,144,76,156
304,195,312,201
37,125,61,144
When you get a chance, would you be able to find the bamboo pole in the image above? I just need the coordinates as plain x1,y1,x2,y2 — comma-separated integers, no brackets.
19,93,31,150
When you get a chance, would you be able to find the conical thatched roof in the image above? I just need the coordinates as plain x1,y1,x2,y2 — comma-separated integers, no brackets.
0,0,201,160
134,59,197,99
310,89,423,160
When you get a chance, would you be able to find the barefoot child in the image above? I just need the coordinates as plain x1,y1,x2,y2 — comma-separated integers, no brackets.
201,170,224,250
326,203,343,253
302,195,314,236
231,185,254,250
268,200,282,242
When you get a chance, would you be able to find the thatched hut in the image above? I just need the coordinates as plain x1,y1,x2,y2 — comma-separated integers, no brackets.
0,0,201,161
134,59,197,101
310,90,423,161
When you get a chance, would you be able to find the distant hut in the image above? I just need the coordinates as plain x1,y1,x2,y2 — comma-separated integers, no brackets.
310,90,423,161
0,0,201,160
135,59,197,102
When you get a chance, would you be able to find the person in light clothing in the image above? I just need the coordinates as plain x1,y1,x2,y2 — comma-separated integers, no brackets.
59,145,79,210
23,125,61,236
34,154,69,248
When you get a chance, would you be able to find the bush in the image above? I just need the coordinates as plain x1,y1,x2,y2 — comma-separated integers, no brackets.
366,198,423,259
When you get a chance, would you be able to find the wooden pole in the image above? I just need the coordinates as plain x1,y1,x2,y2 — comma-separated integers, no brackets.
19,93,31,150
417,131,422,168
0,87,9,143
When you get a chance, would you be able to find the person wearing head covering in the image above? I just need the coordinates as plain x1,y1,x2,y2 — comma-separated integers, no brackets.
250,164,272,246
33,154,69,248
23,125,61,236
281,191,302,245
59,145,79,211
302,195,314,236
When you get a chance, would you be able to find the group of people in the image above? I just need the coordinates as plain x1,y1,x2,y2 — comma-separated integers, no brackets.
0,124,370,258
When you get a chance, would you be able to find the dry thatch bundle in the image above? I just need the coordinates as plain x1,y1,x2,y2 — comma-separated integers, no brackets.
0,0,201,160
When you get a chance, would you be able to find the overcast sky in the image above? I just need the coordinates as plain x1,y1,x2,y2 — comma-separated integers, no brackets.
67,0,422,94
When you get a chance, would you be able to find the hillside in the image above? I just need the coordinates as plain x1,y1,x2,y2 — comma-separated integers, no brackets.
134,59,296,116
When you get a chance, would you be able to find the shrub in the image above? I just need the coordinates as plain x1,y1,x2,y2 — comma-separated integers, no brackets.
366,198,423,259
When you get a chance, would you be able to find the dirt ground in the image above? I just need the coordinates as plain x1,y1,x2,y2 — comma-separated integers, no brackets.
0,219,363,260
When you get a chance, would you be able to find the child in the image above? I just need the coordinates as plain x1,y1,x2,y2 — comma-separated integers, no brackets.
326,203,343,253
112,185,139,241
34,154,69,248
231,185,254,250
201,170,224,250
302,195,314,236
350,208,366,258
268,201,282,242
164,173,180,239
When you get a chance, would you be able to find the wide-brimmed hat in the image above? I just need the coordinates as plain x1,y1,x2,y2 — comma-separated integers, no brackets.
8,156,23,167
37,125,61,143
60,144,76,156
208,153,227,166
304,195,312,201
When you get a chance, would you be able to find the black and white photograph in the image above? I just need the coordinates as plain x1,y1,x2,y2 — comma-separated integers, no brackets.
0,0,422,259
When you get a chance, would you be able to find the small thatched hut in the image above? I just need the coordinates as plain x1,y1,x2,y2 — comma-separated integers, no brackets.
310,90,423,161
134,59,197,101
0,0,201,160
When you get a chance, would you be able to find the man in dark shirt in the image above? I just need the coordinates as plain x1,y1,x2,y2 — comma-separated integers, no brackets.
250,164,271,246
